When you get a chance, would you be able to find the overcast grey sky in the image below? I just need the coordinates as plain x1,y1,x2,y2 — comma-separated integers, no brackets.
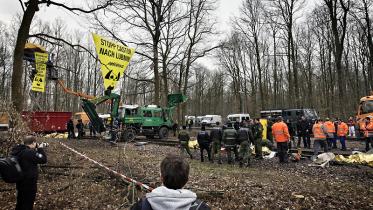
0,0,243,32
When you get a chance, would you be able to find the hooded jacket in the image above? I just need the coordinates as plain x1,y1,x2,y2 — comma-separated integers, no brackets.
10,144,47,180
130,187,211,210
145,186,197,210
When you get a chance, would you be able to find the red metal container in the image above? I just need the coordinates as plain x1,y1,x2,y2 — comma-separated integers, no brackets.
22,111,72,133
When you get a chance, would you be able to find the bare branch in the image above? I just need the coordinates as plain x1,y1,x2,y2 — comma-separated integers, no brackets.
39,0,112,14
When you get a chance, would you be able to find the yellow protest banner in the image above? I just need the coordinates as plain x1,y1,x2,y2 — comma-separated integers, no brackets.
92,33,135,90
31,52,48,92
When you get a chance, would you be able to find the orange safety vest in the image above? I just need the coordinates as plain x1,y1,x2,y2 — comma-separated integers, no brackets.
313,123,326,139
272,121,290,142
362,122,373,137
337,122,348,137
324,121,336,133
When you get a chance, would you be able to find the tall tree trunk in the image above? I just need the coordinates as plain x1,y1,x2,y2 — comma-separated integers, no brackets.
11,0,39,111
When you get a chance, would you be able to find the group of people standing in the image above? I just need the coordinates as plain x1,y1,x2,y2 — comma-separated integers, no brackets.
178,115,373,166
66,119,96,139
311,116,373,154
178,119,265,167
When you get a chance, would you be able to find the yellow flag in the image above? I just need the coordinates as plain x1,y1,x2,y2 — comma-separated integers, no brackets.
31,52,48,92
92,33,135,90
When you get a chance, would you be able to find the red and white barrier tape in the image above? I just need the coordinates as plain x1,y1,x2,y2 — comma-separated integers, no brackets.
59,142,154,192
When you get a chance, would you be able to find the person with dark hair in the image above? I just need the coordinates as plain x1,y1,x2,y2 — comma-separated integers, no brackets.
66,118,75,139
197,126,211,162
252,118,263,159
131,155,210,210
76,119,84,139
88,121,96,137
236,123,253,167
210,122,223,164
222,123,238,164
313,119,328,155
272,116,290,163
172,121,179,137
361,117,373,152
297,116,311,148
11,136,47,210
178,126,193,159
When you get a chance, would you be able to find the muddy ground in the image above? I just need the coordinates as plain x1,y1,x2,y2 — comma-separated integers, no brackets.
1,138,372,210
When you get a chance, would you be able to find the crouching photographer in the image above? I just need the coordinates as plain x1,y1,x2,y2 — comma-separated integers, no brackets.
10,136,48,210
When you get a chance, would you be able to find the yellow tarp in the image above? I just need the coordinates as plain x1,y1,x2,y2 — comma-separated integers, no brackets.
335,153,373,167
44,133,68,139
188,138,199,149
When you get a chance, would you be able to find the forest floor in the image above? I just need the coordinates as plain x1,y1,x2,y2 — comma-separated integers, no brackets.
1,138,372,210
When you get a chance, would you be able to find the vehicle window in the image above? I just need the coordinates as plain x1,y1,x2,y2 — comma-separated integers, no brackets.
304,109,318,118
296,111,301,116
229,117,239,122
361,101,373,114
153,111,162,118
144,111,152,117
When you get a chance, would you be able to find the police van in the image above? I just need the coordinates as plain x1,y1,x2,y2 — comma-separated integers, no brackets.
260,109,318,123
227,113,251,123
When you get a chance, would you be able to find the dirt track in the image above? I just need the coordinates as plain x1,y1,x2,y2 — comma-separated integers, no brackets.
1,138,372,209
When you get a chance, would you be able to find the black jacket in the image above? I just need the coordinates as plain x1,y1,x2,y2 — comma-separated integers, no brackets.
11,144,47,180
209,127,222,142
236,128,253,144
297,120,311,136
197,131,210,145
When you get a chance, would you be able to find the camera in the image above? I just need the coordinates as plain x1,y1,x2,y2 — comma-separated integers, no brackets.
37,142,49,148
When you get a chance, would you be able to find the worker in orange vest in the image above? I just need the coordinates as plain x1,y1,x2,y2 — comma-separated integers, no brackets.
337,119,348,151
324,118,336,150
361,117,373,152
272,116,290,163
312,119,328,155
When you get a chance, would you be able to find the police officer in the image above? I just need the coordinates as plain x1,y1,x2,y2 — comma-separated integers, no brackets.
210,122,223,164
11,136,47,210
236,123,253,167
197,125,211,162
222,123,238,164
252,118,263,159
178,125,193,159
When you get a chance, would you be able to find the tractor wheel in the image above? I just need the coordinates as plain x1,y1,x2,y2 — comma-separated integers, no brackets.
122,129,136,142
158,127,169,139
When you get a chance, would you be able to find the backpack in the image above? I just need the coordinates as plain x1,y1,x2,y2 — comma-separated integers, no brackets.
0,155,23,183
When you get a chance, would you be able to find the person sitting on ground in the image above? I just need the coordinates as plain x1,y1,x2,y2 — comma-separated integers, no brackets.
131,154,211,210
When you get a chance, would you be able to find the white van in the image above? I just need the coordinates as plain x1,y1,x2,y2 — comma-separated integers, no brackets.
201,115,222,126
227,114,251,123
